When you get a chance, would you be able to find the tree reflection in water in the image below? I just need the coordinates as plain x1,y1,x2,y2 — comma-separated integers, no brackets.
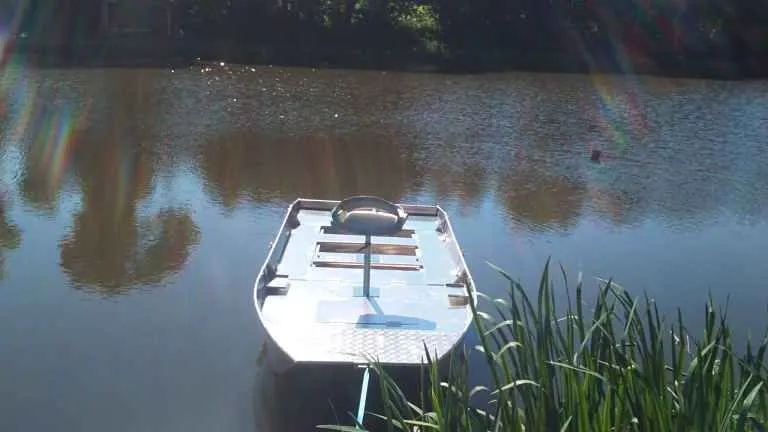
196,128,423,209
60,206,199,296
497,156,588,233
58,136,201,295
17,112,81,216
0,196,21,279
54,71,201,296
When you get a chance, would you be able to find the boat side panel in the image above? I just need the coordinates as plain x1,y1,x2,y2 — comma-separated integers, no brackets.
255,200,300,306
437,206,477,304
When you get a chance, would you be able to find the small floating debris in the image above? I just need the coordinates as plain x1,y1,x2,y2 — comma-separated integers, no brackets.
591,149,602,162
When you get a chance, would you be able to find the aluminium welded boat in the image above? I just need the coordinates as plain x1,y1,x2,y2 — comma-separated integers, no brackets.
253,196,476,375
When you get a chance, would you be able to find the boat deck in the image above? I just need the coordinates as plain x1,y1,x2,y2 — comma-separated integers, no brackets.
256,199,474,366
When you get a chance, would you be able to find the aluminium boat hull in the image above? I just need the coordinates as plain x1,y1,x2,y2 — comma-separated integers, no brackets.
253,198,477,376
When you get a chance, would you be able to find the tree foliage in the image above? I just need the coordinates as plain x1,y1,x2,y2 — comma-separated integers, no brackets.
9,0,768,70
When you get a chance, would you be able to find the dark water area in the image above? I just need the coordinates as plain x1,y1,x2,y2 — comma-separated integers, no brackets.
0,62,766,431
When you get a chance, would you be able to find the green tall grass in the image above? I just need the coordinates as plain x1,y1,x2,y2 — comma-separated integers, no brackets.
320,259,768,431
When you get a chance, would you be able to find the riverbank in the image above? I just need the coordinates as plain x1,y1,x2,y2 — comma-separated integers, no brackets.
5,36,766,80
323,261,768,431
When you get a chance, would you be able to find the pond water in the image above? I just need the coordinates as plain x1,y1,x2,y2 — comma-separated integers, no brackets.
0,63,766,431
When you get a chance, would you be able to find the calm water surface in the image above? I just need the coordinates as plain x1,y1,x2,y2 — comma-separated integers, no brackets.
0,63,767,431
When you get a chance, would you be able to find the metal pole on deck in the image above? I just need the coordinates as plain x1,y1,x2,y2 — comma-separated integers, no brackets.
362,234,372,298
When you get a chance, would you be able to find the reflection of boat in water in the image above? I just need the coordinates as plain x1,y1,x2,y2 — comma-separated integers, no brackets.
252,337,376,432
254,196,476,375
252,342,437,432
252,196,475,428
